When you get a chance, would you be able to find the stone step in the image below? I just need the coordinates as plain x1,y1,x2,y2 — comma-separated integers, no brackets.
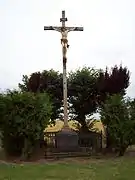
45,151,91,159
46,147,93,153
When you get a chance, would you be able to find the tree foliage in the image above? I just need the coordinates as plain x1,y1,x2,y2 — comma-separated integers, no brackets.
19,69,63,121
98,65,130,102
0,90,52,159
18,65,130,134
18,75,29,92
67,65,130,132
97,65,130,149
68,67,100,131
100,94,135,156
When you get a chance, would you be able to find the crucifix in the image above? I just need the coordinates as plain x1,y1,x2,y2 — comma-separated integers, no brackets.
44,10,83,129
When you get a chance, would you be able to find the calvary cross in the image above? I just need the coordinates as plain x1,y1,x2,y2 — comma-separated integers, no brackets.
44,10,83,129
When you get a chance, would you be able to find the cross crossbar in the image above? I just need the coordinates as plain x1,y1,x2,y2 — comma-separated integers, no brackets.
44,10,83,32
44,26,83,31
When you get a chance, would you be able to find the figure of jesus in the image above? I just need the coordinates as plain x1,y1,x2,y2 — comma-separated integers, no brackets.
60,27,69,60
60,27,69,49
53,27,75,61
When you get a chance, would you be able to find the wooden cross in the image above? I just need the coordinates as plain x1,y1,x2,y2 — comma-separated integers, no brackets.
44,10,83,129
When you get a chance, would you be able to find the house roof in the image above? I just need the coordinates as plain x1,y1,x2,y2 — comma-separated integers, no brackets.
44,120,105,134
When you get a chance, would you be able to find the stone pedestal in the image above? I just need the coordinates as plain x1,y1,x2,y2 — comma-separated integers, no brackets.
55,127,79,152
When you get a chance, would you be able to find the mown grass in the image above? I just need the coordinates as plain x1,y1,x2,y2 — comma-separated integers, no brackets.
0,157,135,180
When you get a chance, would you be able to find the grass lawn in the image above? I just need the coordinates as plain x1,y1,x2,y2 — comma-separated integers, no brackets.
0,157,135,180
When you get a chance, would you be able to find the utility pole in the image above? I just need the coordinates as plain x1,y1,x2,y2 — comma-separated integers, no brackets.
44,10,83,129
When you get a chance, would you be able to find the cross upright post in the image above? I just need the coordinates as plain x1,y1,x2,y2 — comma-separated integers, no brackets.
44,10,83,130
60,10,67,27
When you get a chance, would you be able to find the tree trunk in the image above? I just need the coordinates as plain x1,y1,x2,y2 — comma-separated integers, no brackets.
106,126,113,152
79,115,89,132
118,146,127,156
21,138,33,160
118,137,128,156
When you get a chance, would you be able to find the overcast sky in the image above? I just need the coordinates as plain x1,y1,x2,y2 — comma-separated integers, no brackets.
0,0,135,97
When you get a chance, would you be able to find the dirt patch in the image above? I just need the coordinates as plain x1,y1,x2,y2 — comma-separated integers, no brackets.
0,154,118,165
1,147,135,165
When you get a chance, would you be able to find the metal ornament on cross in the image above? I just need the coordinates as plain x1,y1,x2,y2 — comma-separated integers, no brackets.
44,10,83,129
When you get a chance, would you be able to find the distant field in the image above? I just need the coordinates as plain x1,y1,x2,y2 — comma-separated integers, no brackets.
0,157,135,180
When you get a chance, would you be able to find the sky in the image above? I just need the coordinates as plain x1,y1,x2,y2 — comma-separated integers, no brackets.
0,0,135,97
